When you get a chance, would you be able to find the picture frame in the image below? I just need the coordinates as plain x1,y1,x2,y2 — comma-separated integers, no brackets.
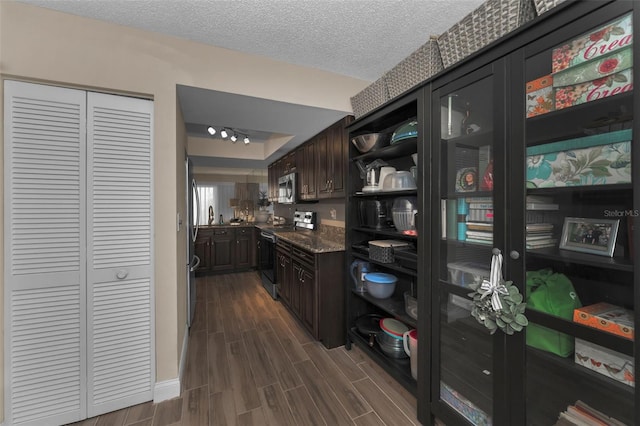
560,217,620,257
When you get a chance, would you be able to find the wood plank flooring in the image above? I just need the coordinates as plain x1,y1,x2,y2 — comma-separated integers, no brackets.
68,271,420,426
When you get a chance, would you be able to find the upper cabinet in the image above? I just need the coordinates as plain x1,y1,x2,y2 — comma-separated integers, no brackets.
317,116,353,199
268,116,353,202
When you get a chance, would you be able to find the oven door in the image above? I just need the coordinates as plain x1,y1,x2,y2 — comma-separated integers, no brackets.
259,231,278,298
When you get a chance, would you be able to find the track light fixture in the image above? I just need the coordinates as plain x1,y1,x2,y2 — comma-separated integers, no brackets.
206,126,250,145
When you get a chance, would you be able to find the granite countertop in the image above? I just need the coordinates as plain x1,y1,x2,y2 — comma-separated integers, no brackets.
255,224,345,254
274,230,345,254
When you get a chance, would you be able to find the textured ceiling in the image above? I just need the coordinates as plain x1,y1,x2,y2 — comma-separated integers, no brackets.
15,0,486,171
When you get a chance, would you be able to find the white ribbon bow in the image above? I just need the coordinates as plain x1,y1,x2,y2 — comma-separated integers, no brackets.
480,250,509,311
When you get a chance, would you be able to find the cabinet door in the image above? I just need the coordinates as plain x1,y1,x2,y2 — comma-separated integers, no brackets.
291,262,303,316
316,131,331,198
516,3,635,424
194,231,211,272
328,120,347,197
277,249,292,306
235,228,252,269
211,229,234,271
299,266,317,336
298,140,317,200
432,62,507,425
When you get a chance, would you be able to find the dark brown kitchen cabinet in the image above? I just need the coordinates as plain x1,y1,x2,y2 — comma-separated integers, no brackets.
210,228,234,272
297,139,317,200
277,241,344,348
281,152,296,175
267,162,278,202
195,226,257,274
276,240,292,306
194,229,212,273
317,116,352,199
235,227,255,269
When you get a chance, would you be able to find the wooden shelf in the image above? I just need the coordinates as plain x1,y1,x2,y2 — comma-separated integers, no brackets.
351,250,418,278
348,328,417,395
351,139,417,162
526,247,633,272
351,288,417,328
526,184,632,195
352,189,418,198
352,227,418,241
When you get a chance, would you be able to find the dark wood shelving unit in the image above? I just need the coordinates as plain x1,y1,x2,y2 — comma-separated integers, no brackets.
526,247,633,272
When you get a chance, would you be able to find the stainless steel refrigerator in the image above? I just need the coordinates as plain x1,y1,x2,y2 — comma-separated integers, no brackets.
186,158,200,328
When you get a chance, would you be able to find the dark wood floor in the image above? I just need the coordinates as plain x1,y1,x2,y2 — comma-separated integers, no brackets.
69,271,420,425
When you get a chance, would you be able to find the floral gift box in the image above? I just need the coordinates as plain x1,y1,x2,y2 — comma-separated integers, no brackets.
553,47,633,110
552,12,632,74
526,74,554,118
526,129,631,188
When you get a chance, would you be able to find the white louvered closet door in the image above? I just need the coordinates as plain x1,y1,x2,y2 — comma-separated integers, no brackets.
5,81,154,424
4,81,87,425
86,92,154,417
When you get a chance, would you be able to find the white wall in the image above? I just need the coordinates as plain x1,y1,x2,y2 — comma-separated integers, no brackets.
0,0,367,419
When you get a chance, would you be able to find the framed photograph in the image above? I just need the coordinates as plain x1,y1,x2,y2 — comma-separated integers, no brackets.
560,217,620,257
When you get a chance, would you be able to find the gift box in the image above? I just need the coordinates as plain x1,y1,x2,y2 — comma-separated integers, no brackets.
526,74,554,118
526,129,632,188
574,302,634,340
552,12,632,74
553,47,633,111
575,338,634,387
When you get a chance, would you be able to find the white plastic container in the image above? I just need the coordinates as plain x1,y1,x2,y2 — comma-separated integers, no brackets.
447,262,490,288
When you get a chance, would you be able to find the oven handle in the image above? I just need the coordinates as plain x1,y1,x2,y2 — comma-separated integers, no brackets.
260,231,277,243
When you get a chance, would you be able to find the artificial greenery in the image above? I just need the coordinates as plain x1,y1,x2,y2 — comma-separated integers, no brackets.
468,279,528,335
257,190,271,208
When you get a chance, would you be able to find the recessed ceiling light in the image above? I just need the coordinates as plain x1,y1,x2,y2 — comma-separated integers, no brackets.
207,126,216,135
220,128,228,138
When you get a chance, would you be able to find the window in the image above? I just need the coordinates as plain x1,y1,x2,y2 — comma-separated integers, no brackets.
194,183,235,225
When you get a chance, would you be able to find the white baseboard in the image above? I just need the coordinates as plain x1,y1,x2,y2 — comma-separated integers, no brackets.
153,378,180,403
154,325,188,403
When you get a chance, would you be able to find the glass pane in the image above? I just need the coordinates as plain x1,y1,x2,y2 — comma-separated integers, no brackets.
438,74,495,425
523,10,634,425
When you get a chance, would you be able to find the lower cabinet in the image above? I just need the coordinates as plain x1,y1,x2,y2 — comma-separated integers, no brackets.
195,226,256,274
277,240,344,348
276,240,293,306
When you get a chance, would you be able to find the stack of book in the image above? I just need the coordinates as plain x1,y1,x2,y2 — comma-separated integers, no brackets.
465,197,493,245
555,400,626,425
526,222,556,249
526,195,559,210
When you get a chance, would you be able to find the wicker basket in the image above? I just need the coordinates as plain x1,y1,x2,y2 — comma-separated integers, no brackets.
533,0,568,15
386,36,444,99
350,77,389,119
437,0,536,69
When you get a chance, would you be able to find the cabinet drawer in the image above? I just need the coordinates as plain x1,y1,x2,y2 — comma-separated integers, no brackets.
213,229,231,236
292,246,315,268
277,240,292,253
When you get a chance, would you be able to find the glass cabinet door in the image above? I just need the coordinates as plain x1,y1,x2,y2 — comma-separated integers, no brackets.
520,3,635,425
433,64,506,426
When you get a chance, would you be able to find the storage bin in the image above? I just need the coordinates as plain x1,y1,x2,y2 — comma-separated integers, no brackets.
437,0,536,68
385,36,443,99
368,240,410,263
533,0,568,15
350,77,389,119
526,129,632,188
447,261,490,288
575,338,634,387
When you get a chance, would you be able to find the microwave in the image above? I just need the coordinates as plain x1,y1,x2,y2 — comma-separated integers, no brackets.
278,172,297,204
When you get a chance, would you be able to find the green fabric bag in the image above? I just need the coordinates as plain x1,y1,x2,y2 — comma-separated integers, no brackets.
526,269,582,357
